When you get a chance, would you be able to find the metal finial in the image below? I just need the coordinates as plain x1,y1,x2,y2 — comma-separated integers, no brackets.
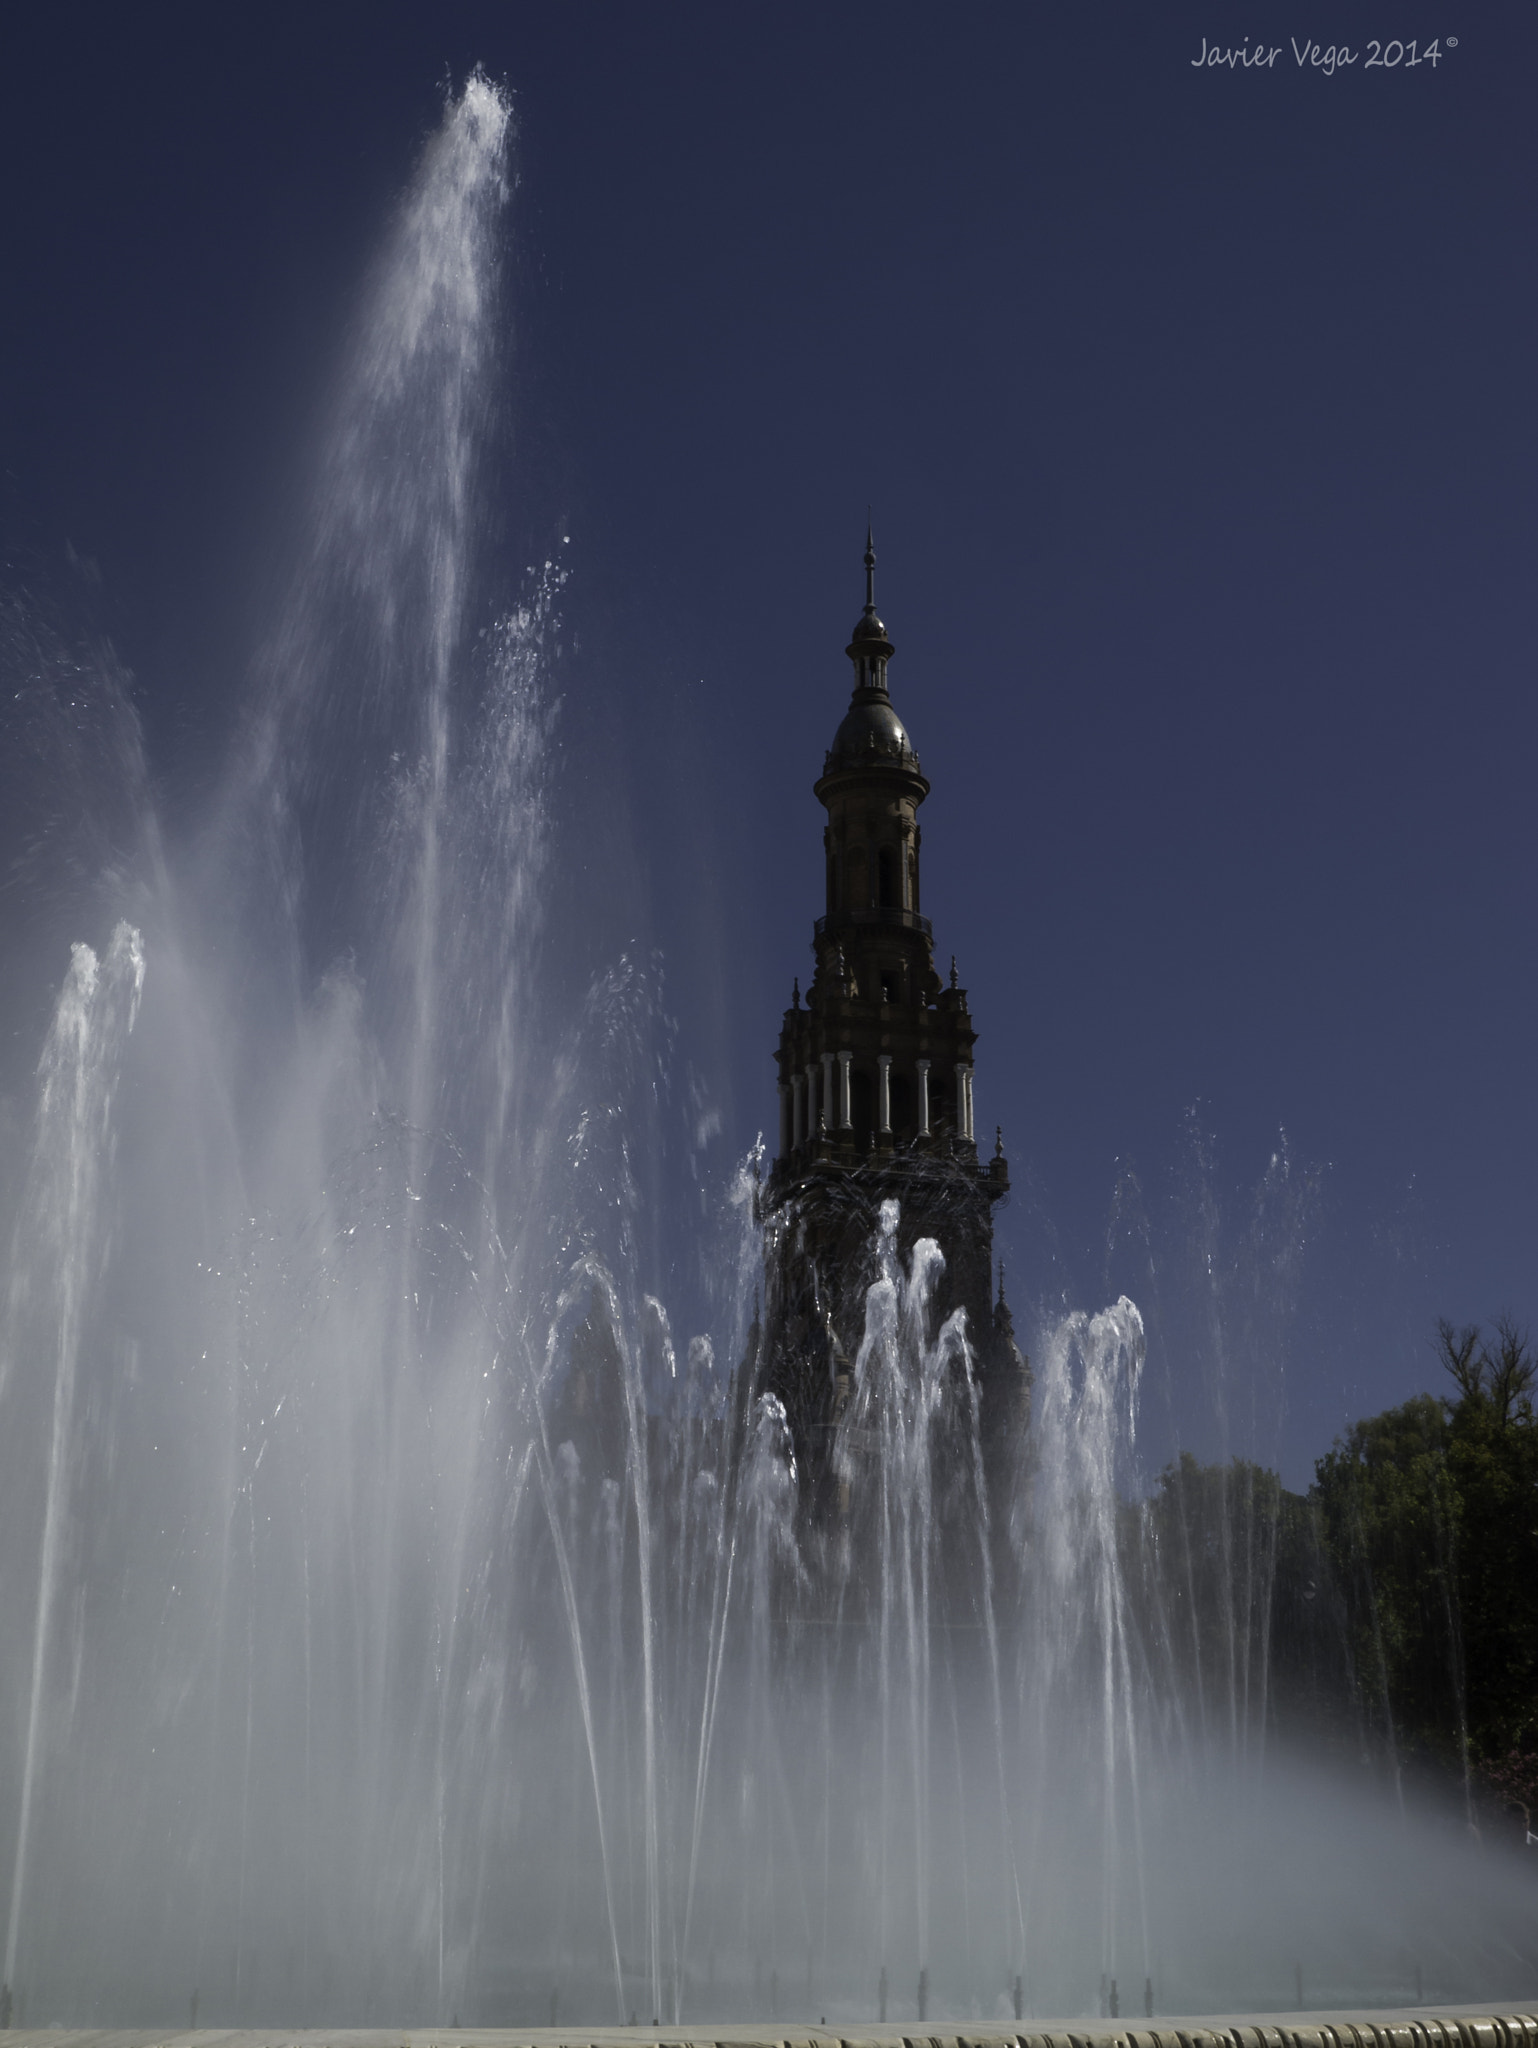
792,976,800,1008
863,519,876,614
995,1124,1004,1159
949,955,958,990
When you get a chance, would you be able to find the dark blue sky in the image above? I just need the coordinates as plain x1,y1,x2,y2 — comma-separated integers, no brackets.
3,3,1535,1483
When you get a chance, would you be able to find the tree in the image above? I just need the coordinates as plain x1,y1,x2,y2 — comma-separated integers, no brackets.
1312,1392,1461,1759
1312,1319,1538,1788
1433,1318,1538,1761
1128,1452,1350,1749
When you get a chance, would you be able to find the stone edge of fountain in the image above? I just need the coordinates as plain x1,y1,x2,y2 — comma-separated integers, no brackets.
4,2006,1535,2048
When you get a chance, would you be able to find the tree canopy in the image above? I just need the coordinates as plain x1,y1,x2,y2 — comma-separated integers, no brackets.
1311,1317,1538,1810
1126,1320,1538,1824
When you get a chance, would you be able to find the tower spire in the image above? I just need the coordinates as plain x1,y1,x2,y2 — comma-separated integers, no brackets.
762,539,1018,1512
846,519,894,689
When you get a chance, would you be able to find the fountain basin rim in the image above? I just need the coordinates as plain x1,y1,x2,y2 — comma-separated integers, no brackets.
9,2005,1537,2048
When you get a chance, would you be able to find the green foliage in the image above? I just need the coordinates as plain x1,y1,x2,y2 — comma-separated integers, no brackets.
1128,1451,1348,1743
1122,1319,1538,1794
1313,1390,1459,1749
1137,1453,1283,1702
1312,1318,1538,1781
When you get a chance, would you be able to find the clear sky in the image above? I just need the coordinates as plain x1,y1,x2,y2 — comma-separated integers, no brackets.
2,3,1535,1487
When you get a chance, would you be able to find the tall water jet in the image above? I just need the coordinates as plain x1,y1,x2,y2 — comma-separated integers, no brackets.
2,923,145,1988
1022,1297,1150,2008
833,1201,974,1982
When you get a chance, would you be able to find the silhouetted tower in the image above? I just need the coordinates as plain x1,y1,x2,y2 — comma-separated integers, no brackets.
759,533,1028,1498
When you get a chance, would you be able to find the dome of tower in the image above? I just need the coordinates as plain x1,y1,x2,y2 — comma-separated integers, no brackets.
829,693,911,763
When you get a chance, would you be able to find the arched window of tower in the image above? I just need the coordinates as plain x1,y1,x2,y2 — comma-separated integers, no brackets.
849,1068,873,1139
877,846,897,909
847,846,867,910
890,1072,913,1135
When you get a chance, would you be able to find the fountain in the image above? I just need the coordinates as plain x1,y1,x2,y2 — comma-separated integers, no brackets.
0,70,1534,2040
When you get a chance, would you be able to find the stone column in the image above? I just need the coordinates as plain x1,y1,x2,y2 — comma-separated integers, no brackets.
954,1062,971,1140
916,1058,931,1136
792,1072,804,1150
806,1063,818,1132
838,1049,852,1129
821,1050,835,1122
877,1054,892,1133
778,1082,790,1156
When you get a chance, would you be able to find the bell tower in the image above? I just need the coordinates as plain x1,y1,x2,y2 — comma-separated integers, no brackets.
758,534,1028,1497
